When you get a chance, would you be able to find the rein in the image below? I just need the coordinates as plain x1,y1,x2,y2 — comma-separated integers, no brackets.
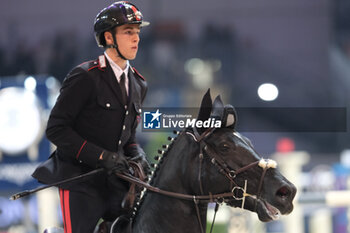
116,172,236,201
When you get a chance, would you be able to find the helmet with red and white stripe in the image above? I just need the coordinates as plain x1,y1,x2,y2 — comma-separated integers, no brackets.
94,1,149,47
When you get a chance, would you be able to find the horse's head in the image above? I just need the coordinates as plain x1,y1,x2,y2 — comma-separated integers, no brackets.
190,90,296,222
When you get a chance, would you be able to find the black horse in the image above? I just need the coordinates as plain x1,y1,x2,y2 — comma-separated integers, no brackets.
111,90,297,233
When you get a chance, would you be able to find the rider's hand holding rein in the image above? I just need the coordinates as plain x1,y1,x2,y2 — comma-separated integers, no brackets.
126,146,151,175
99,151,129,175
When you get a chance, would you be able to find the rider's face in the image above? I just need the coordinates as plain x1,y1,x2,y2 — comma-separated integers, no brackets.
114,24,141,60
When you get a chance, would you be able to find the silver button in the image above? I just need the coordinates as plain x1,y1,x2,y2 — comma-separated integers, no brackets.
123,125,126,130
79,160,82,163
106,103,111,108
125,110,129,115
139,108,142,113
118,140,122,145
125,105,127,110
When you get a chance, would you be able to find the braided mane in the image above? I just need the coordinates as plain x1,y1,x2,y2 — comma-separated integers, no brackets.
130,130,181,219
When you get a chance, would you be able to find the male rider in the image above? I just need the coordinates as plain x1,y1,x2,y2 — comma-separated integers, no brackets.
32,2,150,232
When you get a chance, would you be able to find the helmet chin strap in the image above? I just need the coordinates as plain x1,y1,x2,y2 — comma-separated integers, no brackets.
105,28,127,61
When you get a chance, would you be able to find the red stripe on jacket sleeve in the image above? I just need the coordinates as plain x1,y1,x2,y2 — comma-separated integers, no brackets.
76,140,87,159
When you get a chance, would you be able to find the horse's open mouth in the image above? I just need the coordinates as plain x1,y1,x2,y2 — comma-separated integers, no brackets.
225,196,282,221
260,200,281,221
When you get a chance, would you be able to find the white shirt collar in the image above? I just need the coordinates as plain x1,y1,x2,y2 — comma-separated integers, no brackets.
104,52,130,82
104,52,130,95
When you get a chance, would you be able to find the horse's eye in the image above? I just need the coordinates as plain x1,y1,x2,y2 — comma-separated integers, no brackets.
221,144,230,152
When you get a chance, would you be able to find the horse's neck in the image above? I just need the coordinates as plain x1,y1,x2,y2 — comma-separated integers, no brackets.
133,194,208,233
132,135,208,233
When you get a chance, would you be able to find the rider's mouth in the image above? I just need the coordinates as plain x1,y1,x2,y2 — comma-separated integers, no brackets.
261,200,281,220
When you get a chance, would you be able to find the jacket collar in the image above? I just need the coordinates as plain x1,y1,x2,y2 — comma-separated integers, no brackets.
128,67,141,105
103,52,130,81
101,55,141,107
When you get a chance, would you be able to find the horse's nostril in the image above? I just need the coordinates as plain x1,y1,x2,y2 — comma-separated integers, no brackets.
276,186,291,198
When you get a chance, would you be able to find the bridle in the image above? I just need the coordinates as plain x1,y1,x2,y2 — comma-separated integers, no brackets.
187,127,277,233
113,128,277,233
190,127,277,200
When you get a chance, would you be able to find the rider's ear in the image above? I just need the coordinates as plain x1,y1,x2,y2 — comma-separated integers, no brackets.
197,89,212,123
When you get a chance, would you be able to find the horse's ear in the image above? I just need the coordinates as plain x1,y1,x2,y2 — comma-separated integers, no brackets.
211,95,224,119
197,89,212,123
222,104,237,128
211,95,238,129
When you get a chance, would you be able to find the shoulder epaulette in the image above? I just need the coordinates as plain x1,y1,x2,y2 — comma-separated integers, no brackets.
132,67,145,81
78,55,106,72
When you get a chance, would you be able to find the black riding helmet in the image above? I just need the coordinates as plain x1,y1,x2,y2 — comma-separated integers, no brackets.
94,1,150,59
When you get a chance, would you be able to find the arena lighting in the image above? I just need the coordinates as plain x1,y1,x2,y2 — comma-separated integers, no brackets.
45,76,58,89
185,58,205,76
185,58,221,90
0,87,44,155
24,76,37,92
257,83,279,101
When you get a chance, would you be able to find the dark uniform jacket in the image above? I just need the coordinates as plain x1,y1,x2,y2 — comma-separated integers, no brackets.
32,55,147,194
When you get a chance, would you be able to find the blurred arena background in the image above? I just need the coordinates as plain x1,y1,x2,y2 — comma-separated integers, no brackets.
1,0,350,232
